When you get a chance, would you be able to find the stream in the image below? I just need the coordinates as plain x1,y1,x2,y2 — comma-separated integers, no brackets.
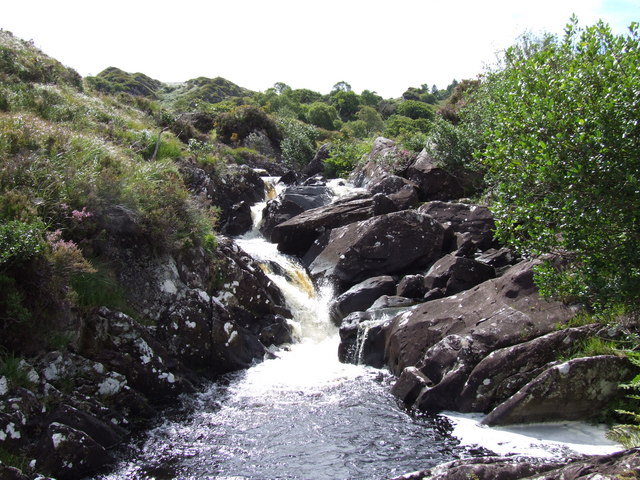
96,178,620,480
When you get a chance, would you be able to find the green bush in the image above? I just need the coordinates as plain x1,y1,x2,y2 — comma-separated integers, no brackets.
383,115,431,138
396,100,435,120
278,117,318,170
0,219,46,267
477,18,640,313
215,105,282,147
324,140,370,178
307,102,339,130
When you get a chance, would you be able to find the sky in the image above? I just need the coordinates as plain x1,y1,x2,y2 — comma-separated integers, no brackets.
2,0,639,98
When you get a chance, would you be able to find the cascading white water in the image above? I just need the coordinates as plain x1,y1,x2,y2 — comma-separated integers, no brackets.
97,176,621,480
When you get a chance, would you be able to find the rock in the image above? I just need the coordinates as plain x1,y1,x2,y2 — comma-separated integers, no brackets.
423,254,495,297
350,137,402,188
79,309,195,399
390,455,563,480
179,162,265,234
0,465,31,480
305,210,447,292
369,295,417,310
271,194,396,257
36,422,112,480
260,184,333,239
418,201,495,251
394,448,640,480
329,276,397,325
396,274,426,299
303,143,331,177
457,325,600,413
405,151,469,201
482,355,635,426
337,311,388,368
383,260,578,411
387,185,420,211
391,366,433,406
220,200,253,236
475,247,518,273
46,404,123,448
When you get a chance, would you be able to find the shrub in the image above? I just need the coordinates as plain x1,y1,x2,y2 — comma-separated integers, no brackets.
324,140,370,178
396,100,435,120
278,117,318,170
307,102,339,130
215,105,282,147
383,115,431,138
0,219,46,267
477,18,640,312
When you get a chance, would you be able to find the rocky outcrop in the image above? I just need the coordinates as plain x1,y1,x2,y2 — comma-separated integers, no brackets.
179,162,265,236
457,325,600,413
418,201,495,251
351,137,412,188
303,142,331,176
271,193,395,256
422,254,495,297
260,184,333,240
305,210,447,292
329,275,397,325
393,448,640,480
482,355,634,426
383,260,578,411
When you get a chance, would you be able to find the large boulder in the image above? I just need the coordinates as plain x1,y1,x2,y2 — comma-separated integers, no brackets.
482,355,635,426
329,275,397,325
405,151,473,201
35,422,113,480
384,260,578,411
422,254,495,297
303,142,331,176
260,184,333,239
418,201,495,251
457,325,600,413
271,193,396,257
350,137,410,188
305,210,447,292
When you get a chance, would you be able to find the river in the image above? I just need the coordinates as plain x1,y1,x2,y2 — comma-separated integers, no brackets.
95,178,620,480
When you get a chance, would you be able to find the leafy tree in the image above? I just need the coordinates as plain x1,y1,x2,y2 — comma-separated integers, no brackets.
383,115,431,138
356,106,384,136
278,118,318,169
396,100,435,120
331,90,360,122
307,102,339,130
331,81,352,93
290,88,323,104
478,18,640,312
360,89,382,108
273,82,291,95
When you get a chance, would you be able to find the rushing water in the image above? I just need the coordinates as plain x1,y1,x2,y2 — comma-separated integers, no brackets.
97,178,620,480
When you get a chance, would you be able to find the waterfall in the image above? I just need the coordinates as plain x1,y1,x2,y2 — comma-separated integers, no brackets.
96,175,620,480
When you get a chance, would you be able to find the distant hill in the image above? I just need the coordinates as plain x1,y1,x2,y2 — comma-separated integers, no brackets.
164,76,253,109
86,66,164,98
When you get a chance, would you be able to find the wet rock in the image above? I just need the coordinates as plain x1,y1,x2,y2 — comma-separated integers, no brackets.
405,151,469,201
395,448,640,480
36,422,112,480
337,312,387,368
369,295,417,310
306,210,446,292
423,254,495,297
272,194,395,257
457,325,600,413
383,260,578,412
220,200,253,236
260,184,333,239
390,455,563,480
396,274,426,299
418,201,495,251
391,366,433,406
329,276,397,325
45,404,123,448
482,355,635,426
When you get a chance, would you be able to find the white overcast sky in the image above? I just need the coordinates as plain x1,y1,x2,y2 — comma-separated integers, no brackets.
3,0,639,98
